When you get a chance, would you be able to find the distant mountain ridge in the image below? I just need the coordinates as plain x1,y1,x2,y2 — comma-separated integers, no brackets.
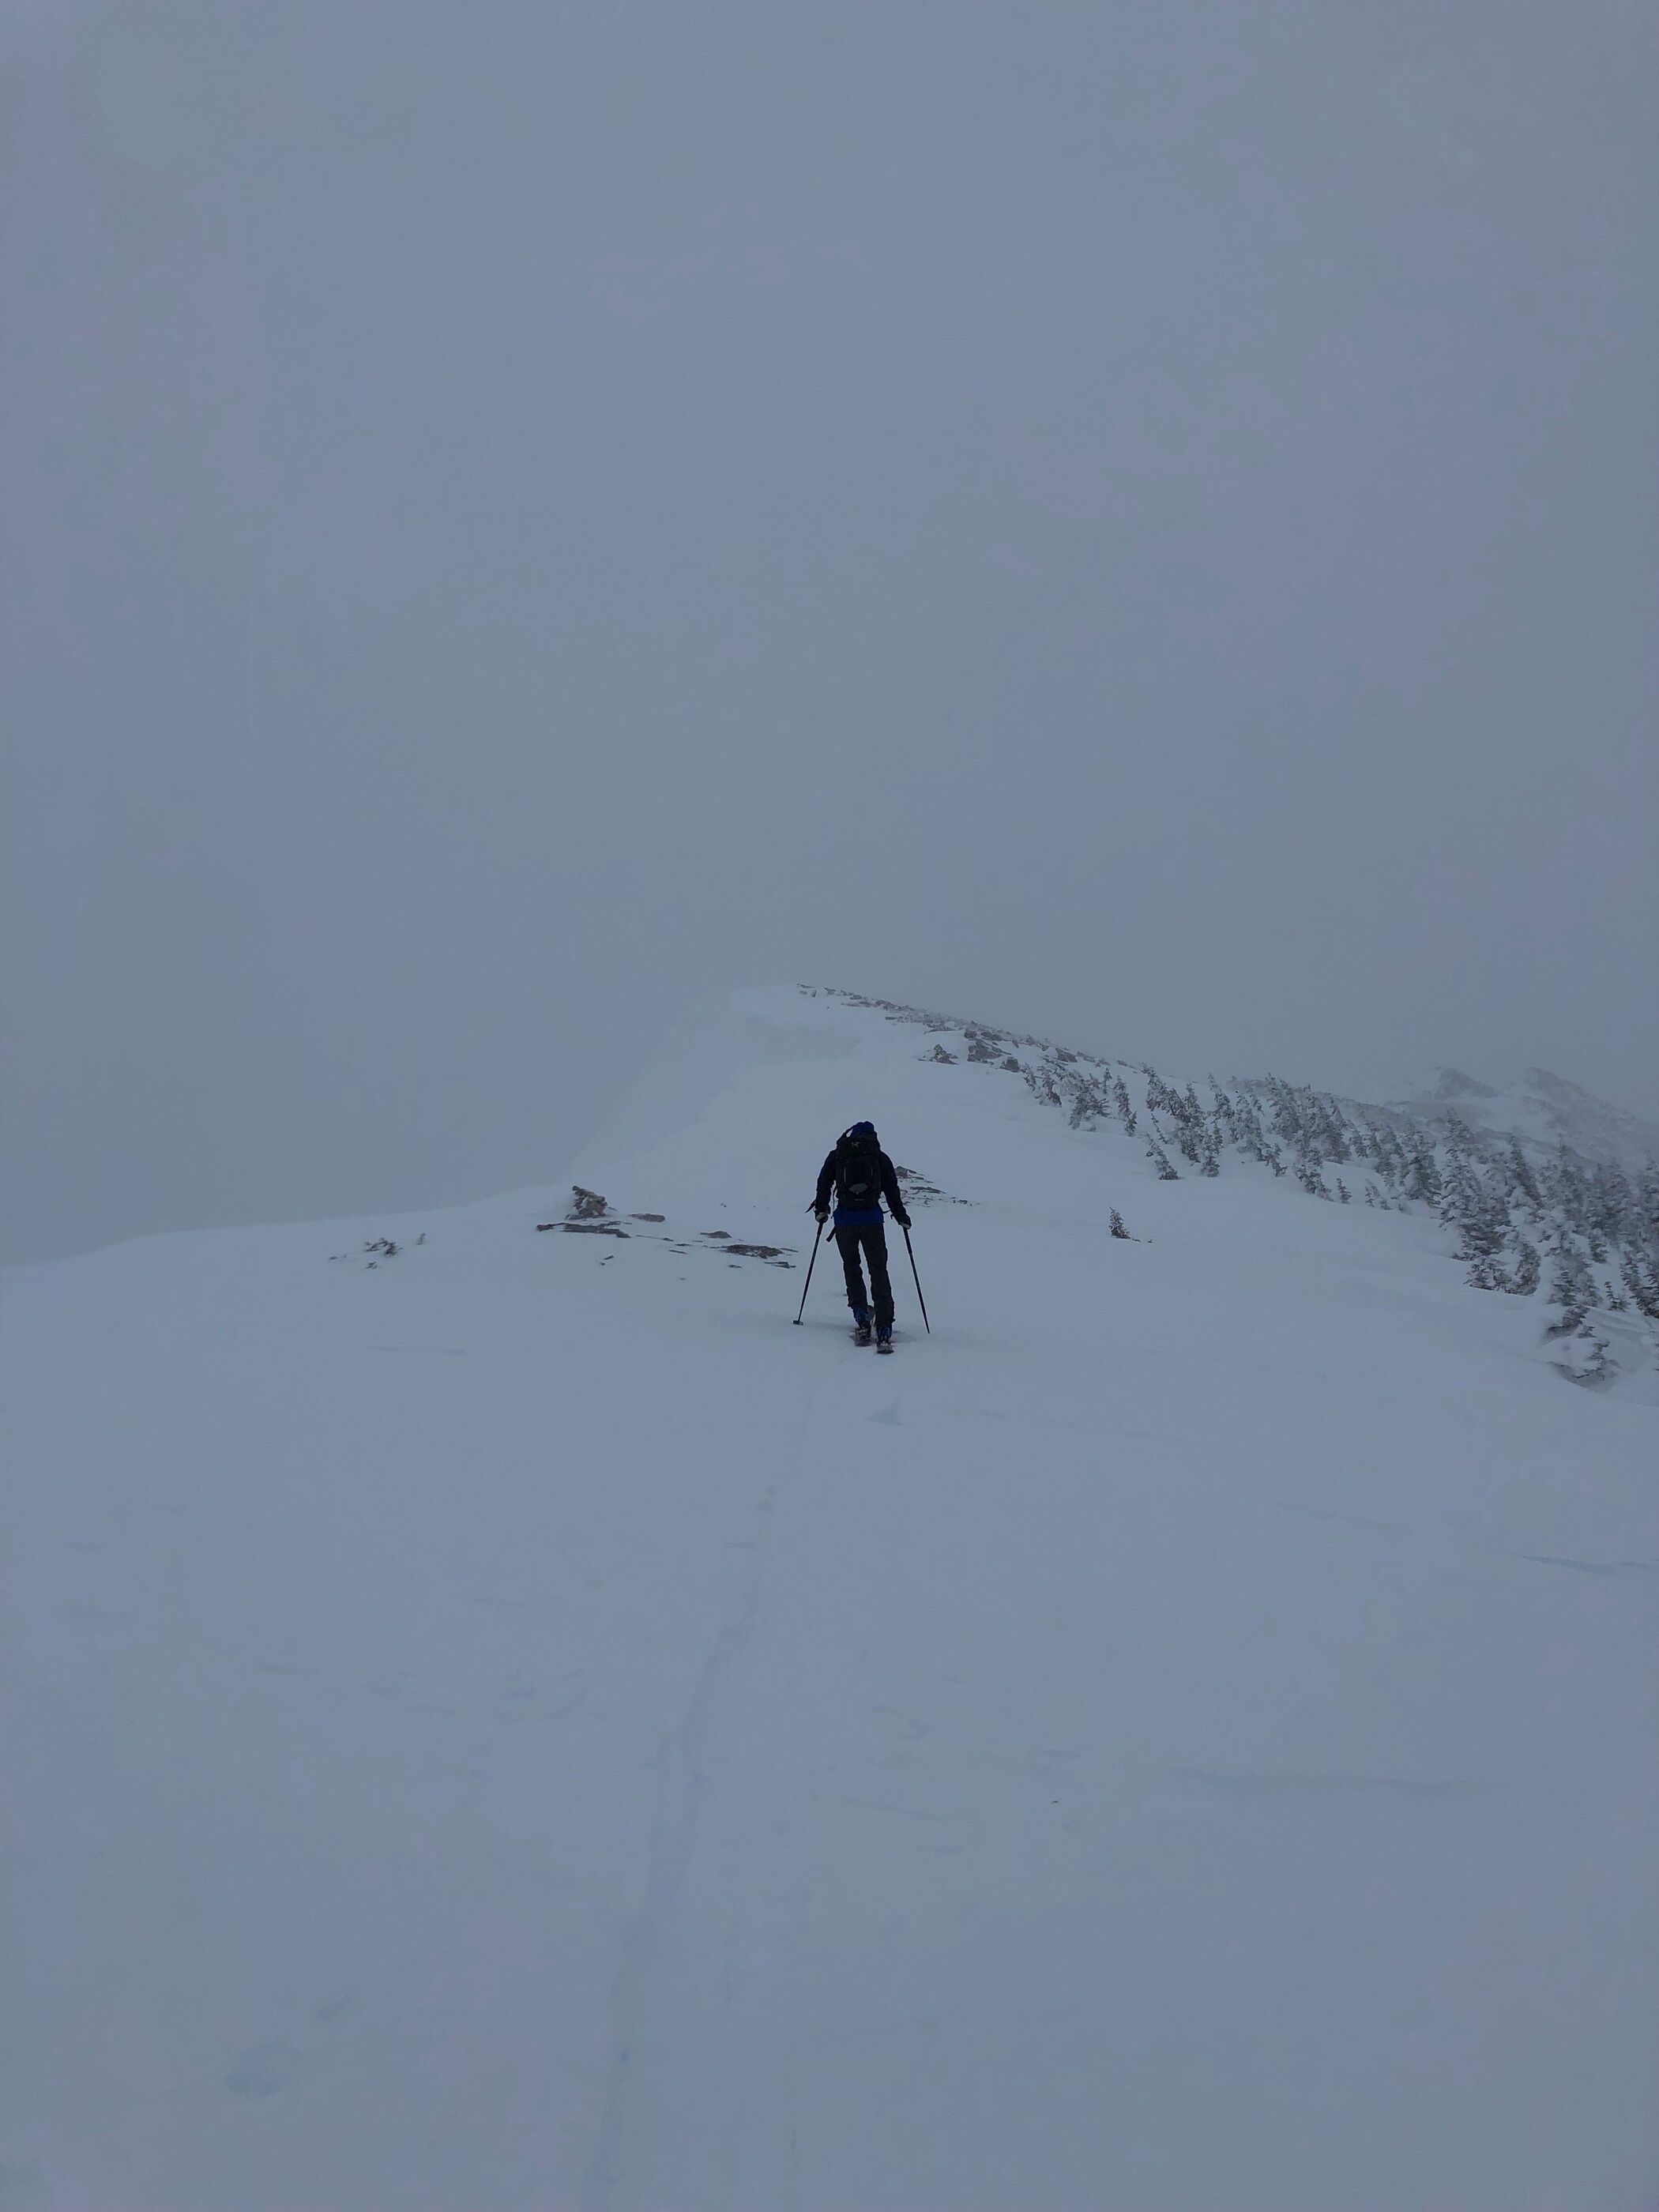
828,988,1655,1172
1387,1065,1659,1173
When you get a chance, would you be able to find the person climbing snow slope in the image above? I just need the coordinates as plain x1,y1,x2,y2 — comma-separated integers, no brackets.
813,1121,910,1349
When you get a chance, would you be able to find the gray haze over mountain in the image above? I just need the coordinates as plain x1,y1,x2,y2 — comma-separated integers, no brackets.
6,1,1655,1262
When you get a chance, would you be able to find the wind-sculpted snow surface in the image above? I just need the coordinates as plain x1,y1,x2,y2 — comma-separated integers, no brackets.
5,984,1657,2210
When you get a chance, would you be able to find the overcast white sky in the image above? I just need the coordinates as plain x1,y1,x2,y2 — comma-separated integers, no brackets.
5,0,1655,1262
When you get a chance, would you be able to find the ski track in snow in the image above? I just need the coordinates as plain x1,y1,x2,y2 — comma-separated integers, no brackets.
5,985,1657,2212
580,1467,782,2211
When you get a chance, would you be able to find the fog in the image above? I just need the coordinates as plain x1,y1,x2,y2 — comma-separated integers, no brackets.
6,0,1654,1262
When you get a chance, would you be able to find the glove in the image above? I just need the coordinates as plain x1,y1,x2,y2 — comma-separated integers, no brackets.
814,1206,830,1224
893,1212,912,1231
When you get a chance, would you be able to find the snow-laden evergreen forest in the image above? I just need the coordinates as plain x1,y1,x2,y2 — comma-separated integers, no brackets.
865,988,1659,1391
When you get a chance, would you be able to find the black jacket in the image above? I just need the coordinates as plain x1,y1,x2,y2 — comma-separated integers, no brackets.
814,1146,908,1227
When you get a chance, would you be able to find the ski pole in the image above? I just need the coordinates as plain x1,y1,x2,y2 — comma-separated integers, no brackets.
901,1222,931,1334
794,1219,825,1325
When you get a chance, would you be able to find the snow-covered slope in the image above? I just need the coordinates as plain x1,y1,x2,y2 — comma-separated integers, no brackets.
6,985,1657,2212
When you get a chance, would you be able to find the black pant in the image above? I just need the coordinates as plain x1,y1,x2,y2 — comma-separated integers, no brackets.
836,1221,893,1327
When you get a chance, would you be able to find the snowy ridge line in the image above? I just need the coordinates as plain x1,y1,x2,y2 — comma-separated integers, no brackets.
811,986,1659,1382
1386,1063,1659,1174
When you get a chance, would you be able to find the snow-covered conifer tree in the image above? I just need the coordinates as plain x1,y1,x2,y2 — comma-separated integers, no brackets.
1546,1240,1596,1333
1506,1136,1543,1212
1507,1239,1541,1296
1401,1142,1442,1207
1620,1250,1659,1322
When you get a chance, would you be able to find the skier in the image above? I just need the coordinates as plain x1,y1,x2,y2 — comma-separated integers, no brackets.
813,1122,910,1349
